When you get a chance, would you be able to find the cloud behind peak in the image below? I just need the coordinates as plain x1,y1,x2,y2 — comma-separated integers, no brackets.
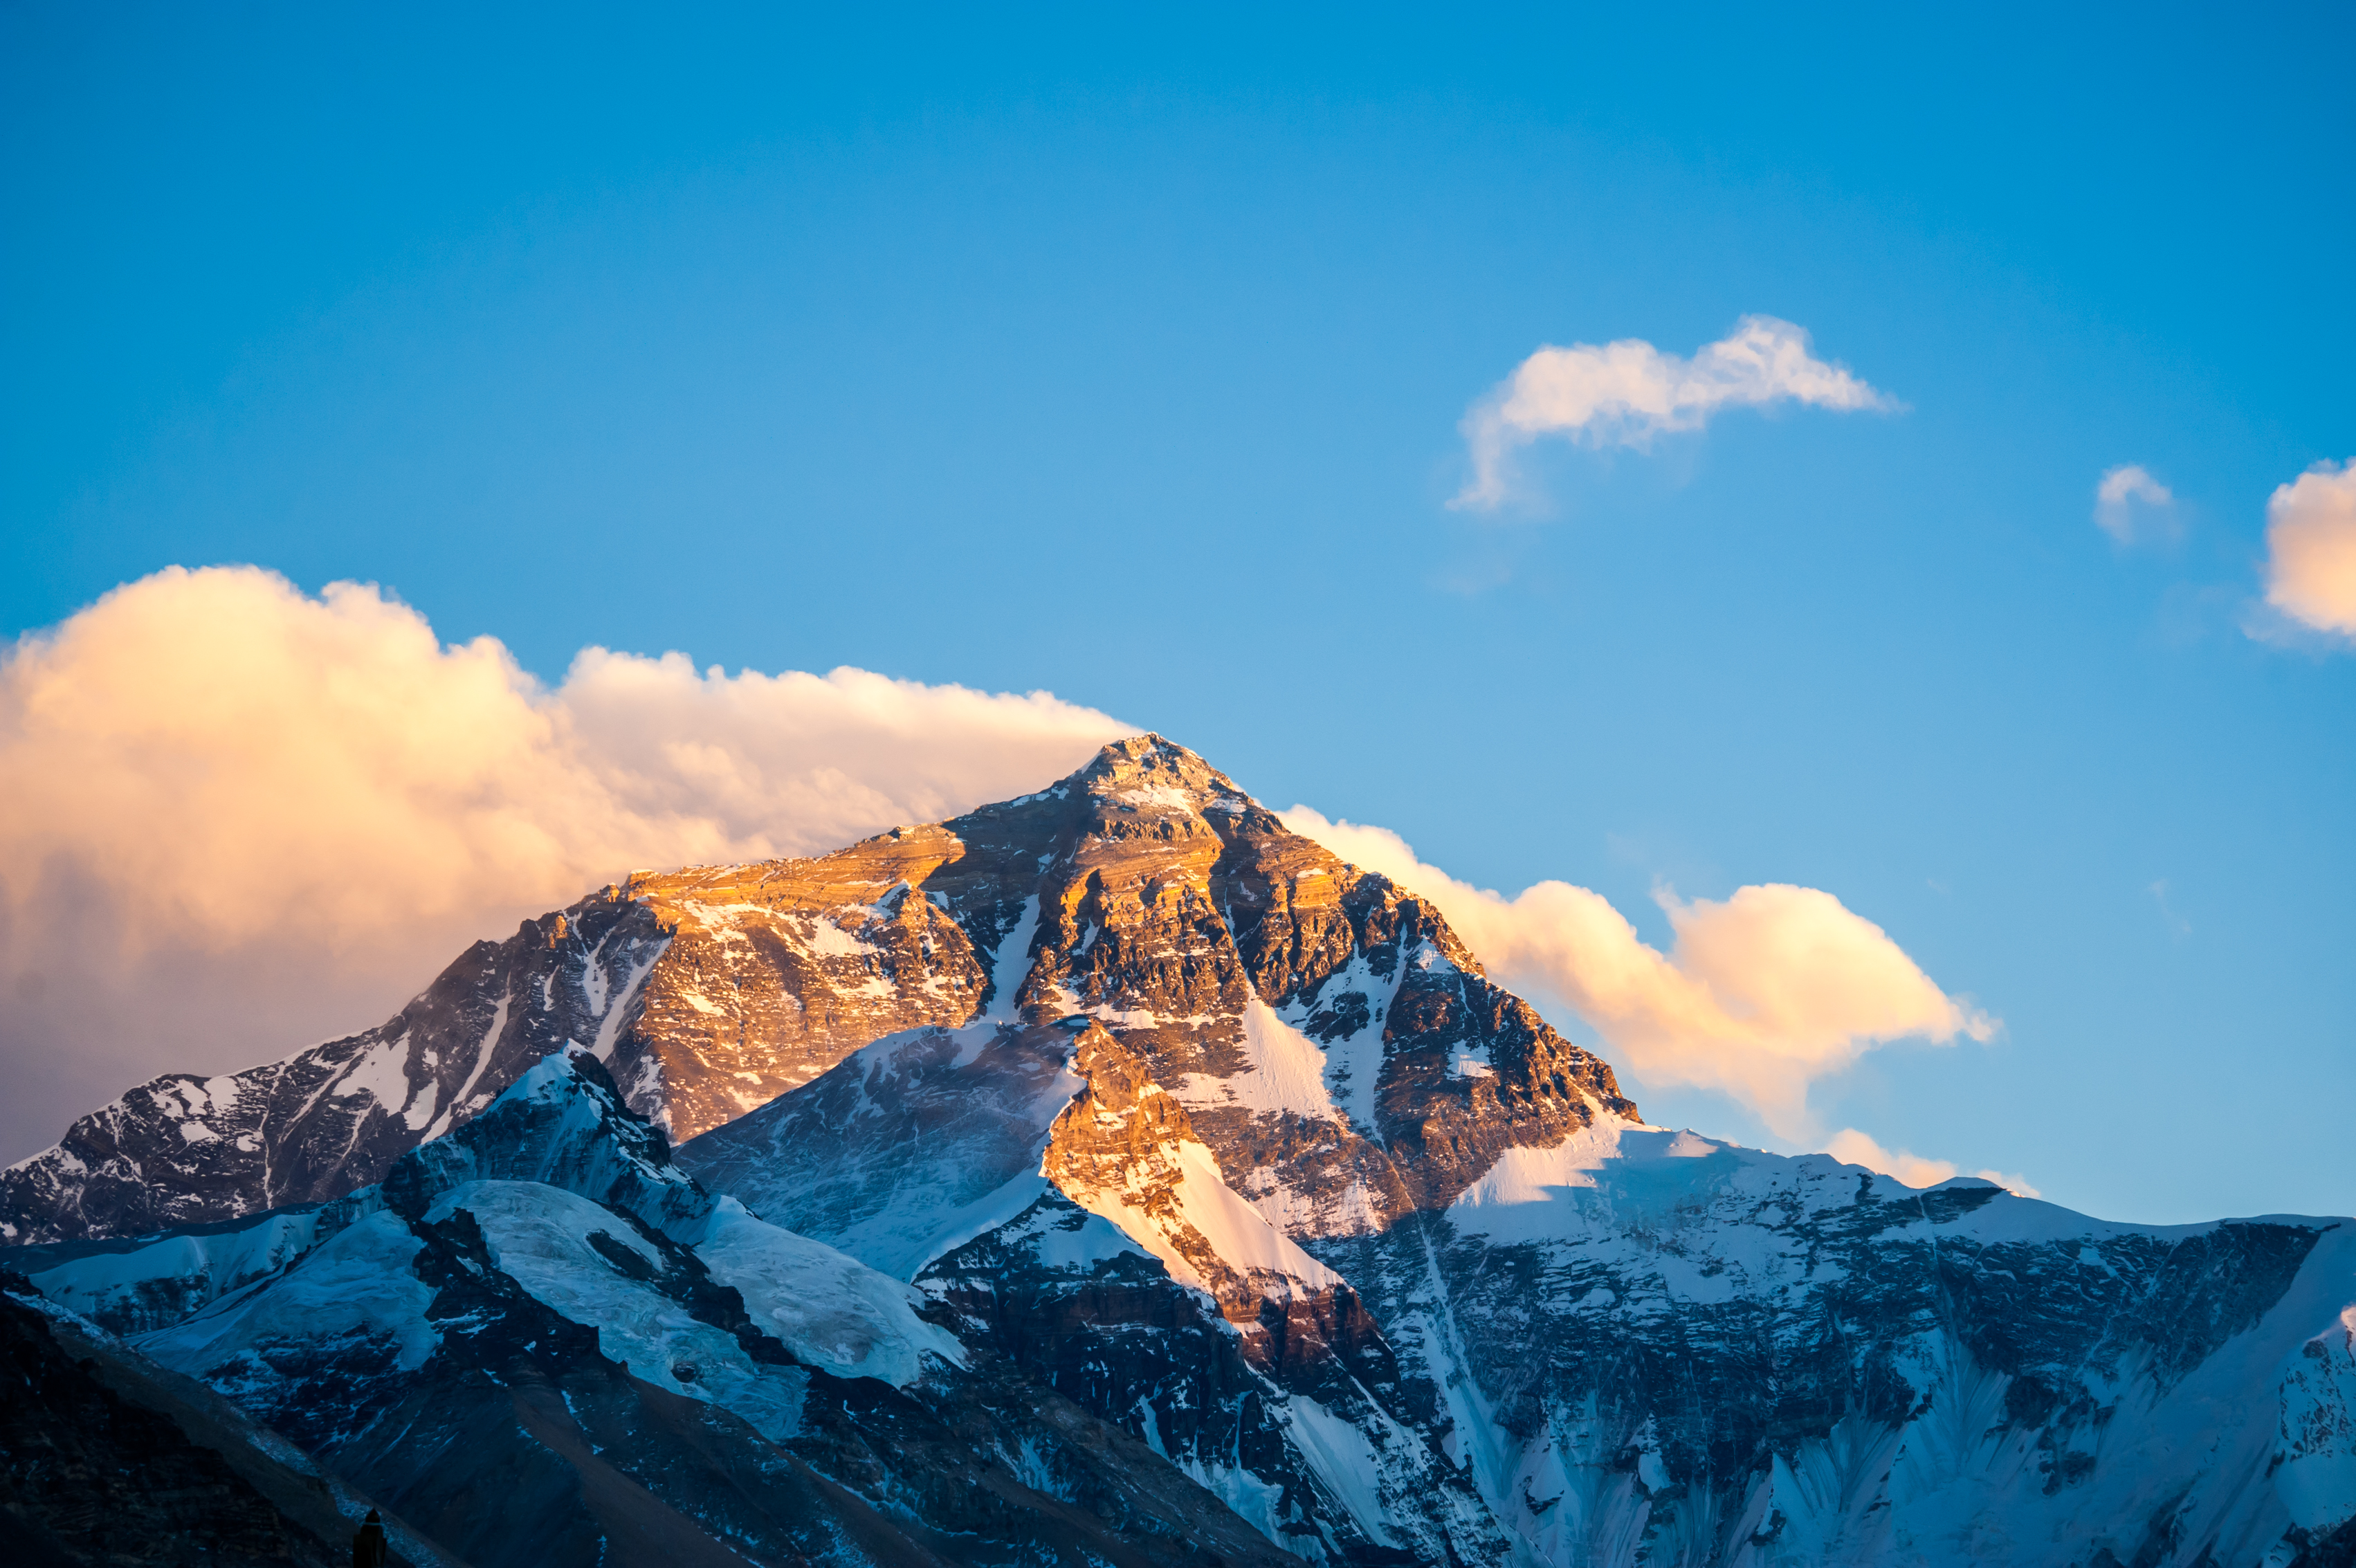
1279,807,1989,1138
0,565,1130,1160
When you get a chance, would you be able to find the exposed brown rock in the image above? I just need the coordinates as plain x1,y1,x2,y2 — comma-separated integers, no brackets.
3,734,1634,1249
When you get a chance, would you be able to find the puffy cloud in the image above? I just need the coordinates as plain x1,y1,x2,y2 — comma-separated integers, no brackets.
2094,464,2178,545
1452,315,1895,509
1824,1128,2039,1199
0,566,1129,1160
1279,808,1991,1138
2261,459,2356,641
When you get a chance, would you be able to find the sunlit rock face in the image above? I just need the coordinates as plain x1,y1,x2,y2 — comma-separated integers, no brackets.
1,733,1630,1246
6,735,2354,1567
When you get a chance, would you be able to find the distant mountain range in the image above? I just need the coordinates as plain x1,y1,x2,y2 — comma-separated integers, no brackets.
6,736,2352,1567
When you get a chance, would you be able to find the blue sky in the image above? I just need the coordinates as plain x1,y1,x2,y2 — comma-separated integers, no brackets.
3,3,2350,1221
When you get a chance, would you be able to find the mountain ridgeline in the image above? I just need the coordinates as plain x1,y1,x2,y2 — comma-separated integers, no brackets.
5,736,2353,1568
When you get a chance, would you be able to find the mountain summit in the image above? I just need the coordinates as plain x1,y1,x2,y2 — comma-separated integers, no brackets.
7,736,2353,1567
2,734,1630,1246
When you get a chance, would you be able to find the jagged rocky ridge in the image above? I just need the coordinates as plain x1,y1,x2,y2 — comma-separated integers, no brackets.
7,736,2355,1566
18,1045,1298,1567
2,736,1631,1246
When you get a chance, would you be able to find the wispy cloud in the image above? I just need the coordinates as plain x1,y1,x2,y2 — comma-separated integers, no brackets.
1452,315,1897,510
2094,464,2179,545
0,566,1130,1160
1280,808,1991,1138
1824,1128,2039,1198
2258,459,2356,643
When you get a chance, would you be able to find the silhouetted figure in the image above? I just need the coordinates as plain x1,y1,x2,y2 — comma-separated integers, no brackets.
353,1507,389,1568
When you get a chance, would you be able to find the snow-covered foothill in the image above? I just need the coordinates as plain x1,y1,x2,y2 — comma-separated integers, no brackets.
136,1208,441,1389
421,1178,808,1438
688,1195,965,1385
24,1206,324,1335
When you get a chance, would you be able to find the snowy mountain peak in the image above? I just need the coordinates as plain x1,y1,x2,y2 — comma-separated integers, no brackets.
1,733,1634,1249
8,736,2355,1566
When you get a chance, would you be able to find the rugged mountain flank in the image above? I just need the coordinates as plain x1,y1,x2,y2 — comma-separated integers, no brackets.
681,1014,1508,1562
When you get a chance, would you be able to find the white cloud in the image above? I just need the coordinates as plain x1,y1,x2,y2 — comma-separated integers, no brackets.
1825,1128,2039,1199
2261,459,2356,641
2093,464,2178,545
1278,808,1992,1138
0,566,1130,1160
1452,315,1896,509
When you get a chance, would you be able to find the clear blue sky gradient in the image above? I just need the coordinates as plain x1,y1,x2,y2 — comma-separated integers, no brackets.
5,4,2350,1221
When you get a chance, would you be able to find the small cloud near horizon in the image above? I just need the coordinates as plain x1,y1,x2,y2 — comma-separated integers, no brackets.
2094,464,2180,545
1825,1128,2040,1198
1451,315,1897,511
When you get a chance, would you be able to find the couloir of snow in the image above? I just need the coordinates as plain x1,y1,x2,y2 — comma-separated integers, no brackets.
1054,1122,1344,1300
980,895,1043,1026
